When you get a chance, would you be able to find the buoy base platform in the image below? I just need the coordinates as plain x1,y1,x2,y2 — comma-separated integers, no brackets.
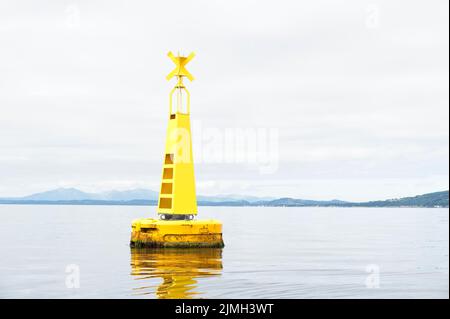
130,218,224,248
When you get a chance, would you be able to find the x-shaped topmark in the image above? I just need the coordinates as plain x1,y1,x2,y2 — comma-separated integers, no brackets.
166,51,195,81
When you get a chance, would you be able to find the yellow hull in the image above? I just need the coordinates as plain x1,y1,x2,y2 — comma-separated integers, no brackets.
130,218,224,248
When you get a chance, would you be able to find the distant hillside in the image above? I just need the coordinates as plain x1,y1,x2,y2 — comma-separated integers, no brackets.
254,198,349,207
353,190,449,208
20,188,159,201
22,188,93,201
197,194,275,203
1,188,270,204
0,189,447,208
256,191,448,208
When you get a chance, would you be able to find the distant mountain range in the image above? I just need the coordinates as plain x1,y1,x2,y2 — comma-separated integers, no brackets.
0,188,273,203
0,188,448,208
18,188,160,201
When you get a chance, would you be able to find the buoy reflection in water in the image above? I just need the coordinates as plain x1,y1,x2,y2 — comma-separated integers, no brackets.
130,248,223,298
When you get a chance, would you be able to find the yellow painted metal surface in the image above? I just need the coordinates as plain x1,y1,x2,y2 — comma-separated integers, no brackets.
157,113,197,215
130,51,224,249
166,51,195,81
158,51,197,215
131,218,224,248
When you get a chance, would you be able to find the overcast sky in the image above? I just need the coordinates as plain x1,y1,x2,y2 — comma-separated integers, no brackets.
0,0,448,201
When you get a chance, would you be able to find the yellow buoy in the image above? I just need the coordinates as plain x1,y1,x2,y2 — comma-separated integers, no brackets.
130,51,224,248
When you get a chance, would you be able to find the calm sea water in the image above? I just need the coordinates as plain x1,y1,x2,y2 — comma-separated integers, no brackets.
0,205,448,299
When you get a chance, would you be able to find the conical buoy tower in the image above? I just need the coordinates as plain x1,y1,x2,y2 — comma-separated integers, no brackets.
130,51,224,248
